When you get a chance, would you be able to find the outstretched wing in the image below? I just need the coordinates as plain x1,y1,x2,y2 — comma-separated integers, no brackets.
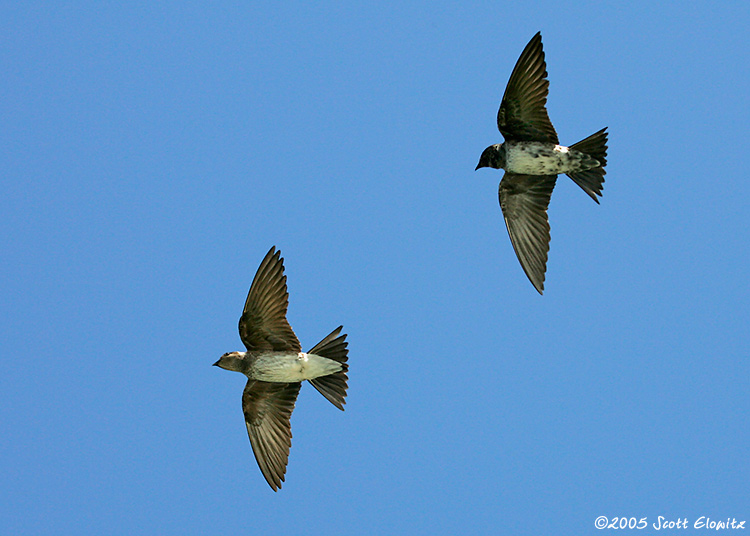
498,173,557,294
242,380,301,491
496,32,558,144
239,246,301,352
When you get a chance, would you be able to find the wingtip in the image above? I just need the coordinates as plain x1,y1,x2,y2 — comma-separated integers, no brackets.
531,277,545,295
259,245,283,269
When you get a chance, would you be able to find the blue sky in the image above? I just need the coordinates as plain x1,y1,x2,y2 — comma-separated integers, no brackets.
2,2,748,534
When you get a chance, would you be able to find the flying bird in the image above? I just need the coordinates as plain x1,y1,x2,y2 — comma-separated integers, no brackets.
475,32,608,294
214,246,349,491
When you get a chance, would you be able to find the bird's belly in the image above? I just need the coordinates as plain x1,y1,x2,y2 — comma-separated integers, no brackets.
505,142,585,175
251,352,341,382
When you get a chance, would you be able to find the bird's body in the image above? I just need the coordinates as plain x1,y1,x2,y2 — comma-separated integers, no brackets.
220,350,345,383
481,141,600,176
214,246,349,491
475,32,609,294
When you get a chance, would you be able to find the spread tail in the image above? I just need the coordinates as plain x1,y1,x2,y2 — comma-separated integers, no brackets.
567,127,608,203
307,326,349,411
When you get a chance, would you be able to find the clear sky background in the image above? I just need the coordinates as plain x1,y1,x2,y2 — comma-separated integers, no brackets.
2,2,748,534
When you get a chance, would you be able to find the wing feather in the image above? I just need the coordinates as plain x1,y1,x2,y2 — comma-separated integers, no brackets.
242,380,301,491
498,173,557,293
239,247,301,352
496,32,558,143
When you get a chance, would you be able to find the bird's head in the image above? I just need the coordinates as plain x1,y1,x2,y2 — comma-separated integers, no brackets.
213,351,246,372
475,144,504,170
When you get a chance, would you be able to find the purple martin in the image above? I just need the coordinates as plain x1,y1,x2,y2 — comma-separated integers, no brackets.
214,246,349,491
475,32,608,294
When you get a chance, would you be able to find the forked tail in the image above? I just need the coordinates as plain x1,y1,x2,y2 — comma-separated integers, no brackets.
307,326,349,411
567,127,608,203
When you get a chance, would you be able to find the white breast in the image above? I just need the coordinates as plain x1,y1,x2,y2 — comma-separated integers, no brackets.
251,352,342,382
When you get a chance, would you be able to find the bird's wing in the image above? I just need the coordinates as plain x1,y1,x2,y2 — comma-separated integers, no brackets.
242,380,301,491
498,173,558,294
239,246,301,352
496,32,559,144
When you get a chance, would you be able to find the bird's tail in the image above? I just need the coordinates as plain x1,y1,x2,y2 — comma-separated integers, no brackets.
567,127,608,203
307,326,349,411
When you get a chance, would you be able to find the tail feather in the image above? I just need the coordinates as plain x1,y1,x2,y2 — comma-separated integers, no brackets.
307,326,349,411
567,127,608,203
309,372,348,411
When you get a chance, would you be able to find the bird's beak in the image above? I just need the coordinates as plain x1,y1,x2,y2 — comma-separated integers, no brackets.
212,360,220,367
475,162,482,171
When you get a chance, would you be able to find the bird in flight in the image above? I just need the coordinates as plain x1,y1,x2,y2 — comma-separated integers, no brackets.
214,246,349,491
475,32,608,294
